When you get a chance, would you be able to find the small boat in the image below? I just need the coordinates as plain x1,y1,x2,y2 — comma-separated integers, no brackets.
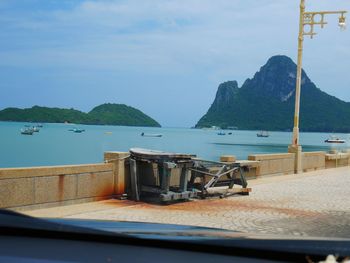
32,126,40,132
69,128,85,133
324,136,345,143
257,131,269,137
217,131,226,136
73,129,85,133
36,123,43,128
21,128,34,135
141,132,162,137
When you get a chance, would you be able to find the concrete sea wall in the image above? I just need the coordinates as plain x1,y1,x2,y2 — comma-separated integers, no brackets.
0,163,114,210
0,150,349,210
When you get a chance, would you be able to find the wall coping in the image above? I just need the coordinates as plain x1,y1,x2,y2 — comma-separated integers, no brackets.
236,160,260,167
325,153,350,160
0,163,113,180
303,151,326,156
248,153,294,161
104,151,129,154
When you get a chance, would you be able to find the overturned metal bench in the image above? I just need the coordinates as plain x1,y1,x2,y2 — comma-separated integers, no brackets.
129,148,251,202
189,159,251,199
129,148,198,202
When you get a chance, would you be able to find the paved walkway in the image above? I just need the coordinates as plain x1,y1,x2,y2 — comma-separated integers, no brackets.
25,167,350,238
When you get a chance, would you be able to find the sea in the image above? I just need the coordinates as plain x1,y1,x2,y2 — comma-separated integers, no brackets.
1,121,349,168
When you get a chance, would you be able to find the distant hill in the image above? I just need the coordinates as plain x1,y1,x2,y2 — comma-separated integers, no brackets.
88,103,160,127
0,103,161,127
196,55,350,132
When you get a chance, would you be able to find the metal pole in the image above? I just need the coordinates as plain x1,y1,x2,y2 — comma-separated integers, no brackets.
288,0,305,174
292,0,305,147
288,1,346,174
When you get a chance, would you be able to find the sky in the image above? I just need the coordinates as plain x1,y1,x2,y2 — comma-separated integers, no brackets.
0,0,349,127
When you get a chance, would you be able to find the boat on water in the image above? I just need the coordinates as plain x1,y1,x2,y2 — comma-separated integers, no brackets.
32,126,40,132
20,128,34,135
217,131,226,135
257,131,269,137
69,128,85,133
24,125,40,132
324,136,345,144
73,129,85,133
141,132,162,137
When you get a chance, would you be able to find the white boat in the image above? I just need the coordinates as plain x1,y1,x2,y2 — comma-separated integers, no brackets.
257,131,269,137
324,136,345,144
32,126,40,132
21,128,34,135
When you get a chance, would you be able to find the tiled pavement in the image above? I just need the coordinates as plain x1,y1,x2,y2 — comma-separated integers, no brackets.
24,167,350,238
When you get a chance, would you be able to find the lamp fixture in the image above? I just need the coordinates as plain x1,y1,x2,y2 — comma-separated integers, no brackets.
339,14,346,29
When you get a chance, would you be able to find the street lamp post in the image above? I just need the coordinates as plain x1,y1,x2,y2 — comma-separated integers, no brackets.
288,0,347,174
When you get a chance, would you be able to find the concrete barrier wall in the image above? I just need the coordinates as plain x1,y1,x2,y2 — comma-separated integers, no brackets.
1,150,349,210
0,163,114,210
302,151,326,172
104,151,130,195
325,153,350,169
248,153,295,176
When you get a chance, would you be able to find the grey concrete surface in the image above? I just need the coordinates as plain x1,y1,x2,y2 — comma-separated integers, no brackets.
24,167,350,238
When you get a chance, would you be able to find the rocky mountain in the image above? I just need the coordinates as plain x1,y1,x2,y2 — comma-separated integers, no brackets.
0,103,161,127
196,55,350,132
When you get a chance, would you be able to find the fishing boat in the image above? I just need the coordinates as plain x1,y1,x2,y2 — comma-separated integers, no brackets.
217,131,226,136
20,128,34,135
257,131,269,137
73,129,85,133
324,136,345,144
32,126,40,132
141,132,162,137
69,128,85,133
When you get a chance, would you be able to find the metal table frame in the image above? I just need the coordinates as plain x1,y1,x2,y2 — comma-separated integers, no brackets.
128,148,250,202
129,149,197,202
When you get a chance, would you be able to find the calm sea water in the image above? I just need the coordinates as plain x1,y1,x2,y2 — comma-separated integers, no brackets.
1,121,349,168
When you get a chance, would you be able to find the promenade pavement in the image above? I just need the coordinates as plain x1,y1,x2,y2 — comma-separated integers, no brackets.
24,166,350,238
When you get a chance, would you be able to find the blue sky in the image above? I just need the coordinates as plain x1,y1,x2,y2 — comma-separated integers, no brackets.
0,0,349,127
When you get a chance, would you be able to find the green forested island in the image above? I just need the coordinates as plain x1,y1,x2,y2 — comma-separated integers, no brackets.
196,55,350,133
0,103,161,127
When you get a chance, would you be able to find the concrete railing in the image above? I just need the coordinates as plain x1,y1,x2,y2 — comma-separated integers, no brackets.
248,153,295,176
325,152,350,169
302,151,325,172
1,150,349,210
248,151,349,176
0,163,116,210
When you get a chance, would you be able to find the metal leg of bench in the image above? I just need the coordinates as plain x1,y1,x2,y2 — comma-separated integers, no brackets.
228,170,235,189
160,165,170,193
239,166,248,188
204,165,226,189
180,167,189,192
129,159,140,201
